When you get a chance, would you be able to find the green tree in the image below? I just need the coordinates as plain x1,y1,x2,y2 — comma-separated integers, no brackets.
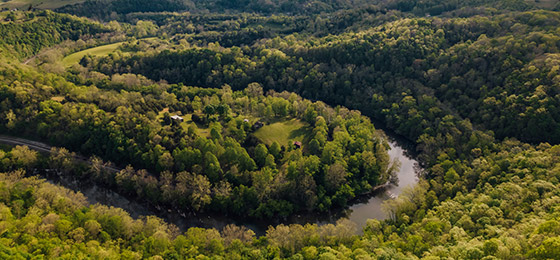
11,145,38,169
254,144,268,167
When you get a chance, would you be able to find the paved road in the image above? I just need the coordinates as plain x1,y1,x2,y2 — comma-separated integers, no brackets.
0,135,122,172
0,135,53,153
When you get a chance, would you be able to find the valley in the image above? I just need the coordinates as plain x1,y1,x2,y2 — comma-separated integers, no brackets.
0,0,559,259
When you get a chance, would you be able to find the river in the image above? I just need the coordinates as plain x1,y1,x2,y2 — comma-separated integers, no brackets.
36,130,421,235
345,134,420,228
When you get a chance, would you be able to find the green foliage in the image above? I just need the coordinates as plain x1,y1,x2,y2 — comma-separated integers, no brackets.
1,3,560,259
55,0,552,22
0,10,107,59
56,0,194,20
0,54,392,218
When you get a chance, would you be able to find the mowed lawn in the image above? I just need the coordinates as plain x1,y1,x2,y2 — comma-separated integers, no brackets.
253,118,311,147
177,114,210,138
62,42,125,66
156,109,210,138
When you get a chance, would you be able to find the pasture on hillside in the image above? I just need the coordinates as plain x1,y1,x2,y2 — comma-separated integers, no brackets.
62,41,125,66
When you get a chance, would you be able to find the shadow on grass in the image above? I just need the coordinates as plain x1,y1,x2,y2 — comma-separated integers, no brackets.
288,125,313,145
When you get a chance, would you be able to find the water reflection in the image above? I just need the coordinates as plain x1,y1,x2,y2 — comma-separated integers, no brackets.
346,140,420,229
39,129,421,235
251,130,421,233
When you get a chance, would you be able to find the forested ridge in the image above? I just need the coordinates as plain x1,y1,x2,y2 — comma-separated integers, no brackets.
0,0,560,259
54,0,560,20
0,11,108,59
81,10,560,147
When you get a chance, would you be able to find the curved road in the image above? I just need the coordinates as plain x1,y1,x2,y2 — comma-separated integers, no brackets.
0,135,121,172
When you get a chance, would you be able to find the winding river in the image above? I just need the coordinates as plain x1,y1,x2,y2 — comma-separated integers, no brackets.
346,135,420,228
12,129,421,235
277,131,421,233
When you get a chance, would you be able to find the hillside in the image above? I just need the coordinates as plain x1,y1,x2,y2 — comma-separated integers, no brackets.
0,10,107,59
0,2,560,259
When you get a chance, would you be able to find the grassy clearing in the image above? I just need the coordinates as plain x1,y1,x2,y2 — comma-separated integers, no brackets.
253,118,311,147
62,42,125,66
157,108,210,138
0,10,34,23
158,108,169,116
50,96,65,102
156,109,309,142
183,114,210,138
0,0,84,10
62,38,157,67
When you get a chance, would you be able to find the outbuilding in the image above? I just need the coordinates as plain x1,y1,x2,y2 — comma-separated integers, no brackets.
170,115,184,122
252,121,264,130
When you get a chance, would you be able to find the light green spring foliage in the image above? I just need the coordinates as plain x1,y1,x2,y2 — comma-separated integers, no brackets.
1,2,560,259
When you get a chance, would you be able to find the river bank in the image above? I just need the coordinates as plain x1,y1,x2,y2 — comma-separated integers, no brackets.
3,129,422,236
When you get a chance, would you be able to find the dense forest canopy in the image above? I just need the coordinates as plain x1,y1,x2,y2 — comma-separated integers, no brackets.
0,11,108,59
52,0,560,21
1,55,398,218
79,10,560,145
0,0,560,258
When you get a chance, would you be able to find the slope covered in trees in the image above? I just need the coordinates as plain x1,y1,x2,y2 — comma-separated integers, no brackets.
0,10,107,59
84,10,560,146
56,0,194,20
1,3,560,260
2,140,560,259
55,0,560,21
1,49,397,219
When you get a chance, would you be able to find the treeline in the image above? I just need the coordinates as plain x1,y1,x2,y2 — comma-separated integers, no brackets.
0,10,108,59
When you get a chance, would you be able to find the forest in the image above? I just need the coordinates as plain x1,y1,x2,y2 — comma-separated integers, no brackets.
0,0,560,258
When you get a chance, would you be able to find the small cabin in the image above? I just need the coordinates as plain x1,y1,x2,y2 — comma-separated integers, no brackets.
293,141,302,149
170,115,184,122
244,119,250,123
